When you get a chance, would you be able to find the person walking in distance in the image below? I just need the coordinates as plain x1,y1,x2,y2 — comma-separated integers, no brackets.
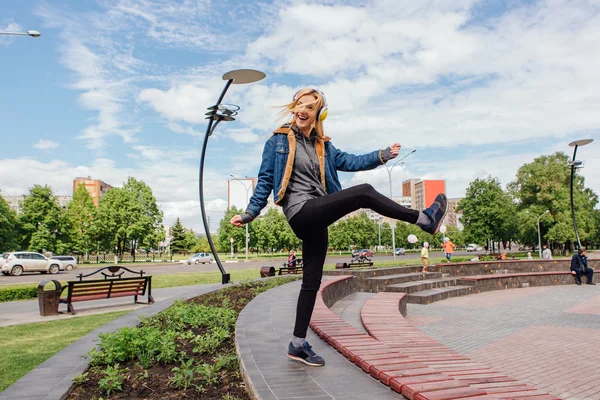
230,88,447,367
441,237,455,262
542,245,552,260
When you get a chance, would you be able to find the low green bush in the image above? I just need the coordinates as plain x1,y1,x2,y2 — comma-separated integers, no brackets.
0,286,38,302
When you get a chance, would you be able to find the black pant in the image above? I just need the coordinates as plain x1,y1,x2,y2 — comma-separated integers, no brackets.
287,183,419,338
573,267,594,283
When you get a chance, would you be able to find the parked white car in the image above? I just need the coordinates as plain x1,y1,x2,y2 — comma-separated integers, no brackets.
1,252,61,276
186,252,214,265
50,255,78,271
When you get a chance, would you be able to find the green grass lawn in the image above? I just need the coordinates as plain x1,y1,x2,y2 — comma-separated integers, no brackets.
0,311,129,392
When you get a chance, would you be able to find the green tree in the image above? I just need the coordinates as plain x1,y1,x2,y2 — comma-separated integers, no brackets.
508,152,598,251
19,185,70,253
329,219,352,251
443,225,465,247
457,177,517,252
65,184,96,257
0,192,20,251
184,229,199,252
217,207,245,254
169,218,187,254
338,213,376,249
93,178,163,259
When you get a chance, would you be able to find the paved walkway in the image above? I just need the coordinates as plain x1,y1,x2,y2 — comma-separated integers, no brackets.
239,279,600,400
4,277,600,399
406,284,600,399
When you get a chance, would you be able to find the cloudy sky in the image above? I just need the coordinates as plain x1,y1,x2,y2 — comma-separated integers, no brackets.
1,0,598,233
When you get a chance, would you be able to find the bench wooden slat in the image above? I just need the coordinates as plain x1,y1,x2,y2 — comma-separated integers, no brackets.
63,291,142,302
70,282,145,292
60,266,154,314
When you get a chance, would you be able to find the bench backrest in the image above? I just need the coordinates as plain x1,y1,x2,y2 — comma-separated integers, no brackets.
68,277,148,298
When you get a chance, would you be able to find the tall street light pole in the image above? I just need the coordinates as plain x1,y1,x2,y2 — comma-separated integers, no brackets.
230,175,252,261
568,139,593,250
383,149,416,260
537,210,549,258
200,69,265,284
0,30,41,37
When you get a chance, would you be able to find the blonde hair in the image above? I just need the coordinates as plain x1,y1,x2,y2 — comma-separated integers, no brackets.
276,88,326,139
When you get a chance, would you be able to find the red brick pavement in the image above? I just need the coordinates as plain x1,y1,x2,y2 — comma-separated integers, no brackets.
565,294,600,315
467,325,600,399
433,287,552,308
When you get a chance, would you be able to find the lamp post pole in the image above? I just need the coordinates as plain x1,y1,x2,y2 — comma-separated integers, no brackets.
568,139,594,250
0,30,41,37
537,210,548,258
230,175,252,261
199,69,265,284
383,149,416,260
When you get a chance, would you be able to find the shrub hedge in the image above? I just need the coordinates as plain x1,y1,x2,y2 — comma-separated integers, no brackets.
0,286,38,303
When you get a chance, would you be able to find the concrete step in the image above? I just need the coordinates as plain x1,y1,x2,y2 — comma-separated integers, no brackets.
365,272,442,292
384,277,460,294
406,285,474,305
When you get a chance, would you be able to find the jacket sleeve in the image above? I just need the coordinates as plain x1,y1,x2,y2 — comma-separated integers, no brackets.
245,137,275,219
570,255,580,270
330,142,385,172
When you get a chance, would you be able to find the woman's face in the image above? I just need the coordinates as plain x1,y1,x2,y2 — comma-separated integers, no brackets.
294,94,319,131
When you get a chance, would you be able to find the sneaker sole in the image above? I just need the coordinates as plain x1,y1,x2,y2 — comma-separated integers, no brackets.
429,197,448,235
432,206,448,235
286,353,325,367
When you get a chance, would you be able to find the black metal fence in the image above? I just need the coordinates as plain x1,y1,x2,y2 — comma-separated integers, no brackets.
73,253,174,264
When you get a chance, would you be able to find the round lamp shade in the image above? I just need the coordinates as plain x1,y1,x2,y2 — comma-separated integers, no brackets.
407,234,418,244
569,139,594,147
222,69,266,84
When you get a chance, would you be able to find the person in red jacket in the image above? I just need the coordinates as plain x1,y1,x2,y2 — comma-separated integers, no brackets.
441,237,455,262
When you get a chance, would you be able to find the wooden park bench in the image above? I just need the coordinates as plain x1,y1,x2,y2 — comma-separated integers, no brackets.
336,255,374,269
60,265,154,314
278,258,303,275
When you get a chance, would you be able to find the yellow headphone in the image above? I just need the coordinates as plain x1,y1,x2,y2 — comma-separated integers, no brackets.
293,88,328,121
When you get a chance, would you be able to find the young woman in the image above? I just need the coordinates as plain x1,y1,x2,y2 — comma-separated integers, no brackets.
230,88,447,367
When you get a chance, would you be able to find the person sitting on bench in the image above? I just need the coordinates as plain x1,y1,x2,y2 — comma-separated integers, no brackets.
571,248,595,286
288,250,298,268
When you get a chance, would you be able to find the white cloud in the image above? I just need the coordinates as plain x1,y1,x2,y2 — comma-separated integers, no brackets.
21,0,599,236
33,139,60,150
0,22,23,46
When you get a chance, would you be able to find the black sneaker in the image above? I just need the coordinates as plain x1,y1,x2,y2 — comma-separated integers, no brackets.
419,193,448,235
587,282,596,285
577,280,583,286
287,341,325,367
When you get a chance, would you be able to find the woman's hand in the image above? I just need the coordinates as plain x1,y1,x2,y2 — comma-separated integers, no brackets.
389,143,401,157
230,215,244,227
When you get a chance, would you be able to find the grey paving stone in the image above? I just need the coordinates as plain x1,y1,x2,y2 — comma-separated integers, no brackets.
236,281,404,400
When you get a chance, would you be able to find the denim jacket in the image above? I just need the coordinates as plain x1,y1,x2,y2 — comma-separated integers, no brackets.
245,125,386,219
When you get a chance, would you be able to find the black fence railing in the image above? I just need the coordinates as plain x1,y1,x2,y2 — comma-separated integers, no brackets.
74,253,174,264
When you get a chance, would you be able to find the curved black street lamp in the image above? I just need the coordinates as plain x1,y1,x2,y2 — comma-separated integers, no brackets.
568,139,593,249
199,69,266,284
0,30,41,37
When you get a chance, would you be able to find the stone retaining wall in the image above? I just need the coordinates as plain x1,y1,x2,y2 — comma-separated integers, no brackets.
320,276,356,307
429,258,600,276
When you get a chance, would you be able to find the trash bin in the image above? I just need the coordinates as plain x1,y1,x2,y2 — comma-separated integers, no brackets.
38,280,62,316
335,262,348,269
260,266,276,278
